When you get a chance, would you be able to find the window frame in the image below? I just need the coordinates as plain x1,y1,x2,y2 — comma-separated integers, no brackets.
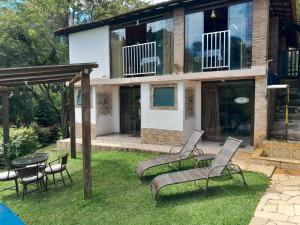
150,83,178,110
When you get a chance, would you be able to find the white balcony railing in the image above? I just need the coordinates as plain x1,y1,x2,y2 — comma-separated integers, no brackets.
202,30,230,70
123,42,157,77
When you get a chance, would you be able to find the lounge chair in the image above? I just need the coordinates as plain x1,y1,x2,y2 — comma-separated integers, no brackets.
150,136,247,200
136,130,215,180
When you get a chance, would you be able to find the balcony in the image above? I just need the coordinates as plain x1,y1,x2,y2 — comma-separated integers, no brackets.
122,42,157,77
202,30,231,70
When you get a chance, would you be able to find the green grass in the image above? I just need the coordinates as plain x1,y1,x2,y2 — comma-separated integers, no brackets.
0,146,269,225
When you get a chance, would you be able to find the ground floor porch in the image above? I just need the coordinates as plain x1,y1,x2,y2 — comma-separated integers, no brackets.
73,76,268,147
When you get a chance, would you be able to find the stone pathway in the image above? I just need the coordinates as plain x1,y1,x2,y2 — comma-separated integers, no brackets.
249,173,300,225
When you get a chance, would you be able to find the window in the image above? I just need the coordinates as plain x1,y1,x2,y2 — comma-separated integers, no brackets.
151,84,177,110
75,89,93,108
76,89,82,106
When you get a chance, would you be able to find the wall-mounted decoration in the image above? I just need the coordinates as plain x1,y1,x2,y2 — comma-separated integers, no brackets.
185,88,194,119
97,92,112,116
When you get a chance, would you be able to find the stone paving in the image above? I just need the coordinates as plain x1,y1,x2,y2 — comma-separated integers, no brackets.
249,173,300,225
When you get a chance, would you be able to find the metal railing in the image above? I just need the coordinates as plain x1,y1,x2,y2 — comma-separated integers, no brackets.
202,30,230,70
278,49,300,79
122,42,157,77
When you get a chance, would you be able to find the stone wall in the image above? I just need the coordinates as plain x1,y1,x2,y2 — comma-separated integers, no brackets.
254,77,268,146
141,128,183,145
173,8,184,74
260,140,300,160
75,123,96,139
252,0,269,66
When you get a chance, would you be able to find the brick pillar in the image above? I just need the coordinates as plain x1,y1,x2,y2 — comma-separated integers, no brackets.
252,0,269,66
254,76,268,146
269,17,279,73
173,8,185,74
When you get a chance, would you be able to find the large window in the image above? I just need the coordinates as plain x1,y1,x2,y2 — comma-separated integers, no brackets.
184,12,204,73
110,17,173,78
229,2,253,69
147,18,174,75
202,80,254,145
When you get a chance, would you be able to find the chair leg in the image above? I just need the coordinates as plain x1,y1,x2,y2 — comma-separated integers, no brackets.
240,171,247,186
22,185,27,202
205,179,209,195
60,171,65,186
52,173,56,184
14,179,19,196
65,169,73,183
42,178,47,191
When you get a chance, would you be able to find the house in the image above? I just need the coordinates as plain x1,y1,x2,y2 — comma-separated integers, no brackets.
55,0,300,147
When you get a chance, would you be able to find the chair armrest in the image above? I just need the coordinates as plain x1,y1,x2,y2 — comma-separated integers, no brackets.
193,147,204,156
207,163,233,178
169,144,182,155
48,158,61,166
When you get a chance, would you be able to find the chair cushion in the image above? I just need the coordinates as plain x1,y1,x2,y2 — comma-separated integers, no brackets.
21,172,43,183
45,164,65,174
0,171,17,181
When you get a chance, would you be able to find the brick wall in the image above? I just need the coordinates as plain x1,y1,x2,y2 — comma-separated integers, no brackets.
141,128,183,145
75,123,96,139
173,8,185,74
252,0,269,66
254,77,268,146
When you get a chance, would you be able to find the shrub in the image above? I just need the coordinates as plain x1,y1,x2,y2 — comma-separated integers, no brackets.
0,126,40,159
31,123,61,147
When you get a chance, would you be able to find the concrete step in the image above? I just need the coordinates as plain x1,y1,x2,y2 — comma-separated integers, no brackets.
270,130,300,141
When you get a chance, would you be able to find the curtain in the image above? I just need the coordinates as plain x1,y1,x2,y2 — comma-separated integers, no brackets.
111,29,125,78
202,84,220,140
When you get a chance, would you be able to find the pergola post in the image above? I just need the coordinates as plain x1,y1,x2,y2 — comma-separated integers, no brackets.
2,91,9,164
69,84,76,159
81,70,92,200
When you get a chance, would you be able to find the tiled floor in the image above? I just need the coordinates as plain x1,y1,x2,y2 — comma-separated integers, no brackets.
249,173,300,225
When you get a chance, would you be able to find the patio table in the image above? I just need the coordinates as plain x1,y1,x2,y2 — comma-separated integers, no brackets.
12,153,49,167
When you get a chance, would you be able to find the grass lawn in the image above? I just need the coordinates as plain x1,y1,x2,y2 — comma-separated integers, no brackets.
0,146,269,225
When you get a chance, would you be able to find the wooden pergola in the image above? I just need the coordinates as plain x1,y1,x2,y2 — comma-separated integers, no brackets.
0,63,98,200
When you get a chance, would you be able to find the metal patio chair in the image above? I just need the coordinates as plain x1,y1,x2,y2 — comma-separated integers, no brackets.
45,153,73,186
136,130,215,180
151,137,247,200
16,164,47,201
0,161,19,196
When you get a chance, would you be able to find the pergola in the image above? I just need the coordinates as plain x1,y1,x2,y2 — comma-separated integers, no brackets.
0,63,98,199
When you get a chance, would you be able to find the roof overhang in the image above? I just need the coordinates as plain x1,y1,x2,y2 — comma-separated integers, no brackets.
55,0,229,36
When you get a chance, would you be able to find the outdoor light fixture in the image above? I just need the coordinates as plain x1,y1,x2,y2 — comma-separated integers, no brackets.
136,20,140,26
24,81,28,85
211,9,216,18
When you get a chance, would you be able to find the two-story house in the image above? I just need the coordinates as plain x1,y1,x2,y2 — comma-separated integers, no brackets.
55,0,300,147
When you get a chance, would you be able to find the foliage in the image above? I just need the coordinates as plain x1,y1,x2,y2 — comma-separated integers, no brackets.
0,148,269,225
0,126,40,159
0,0,149,138
31,123,61,147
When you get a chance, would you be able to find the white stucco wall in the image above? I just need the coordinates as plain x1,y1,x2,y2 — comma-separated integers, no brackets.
95,85,120,136
69,26,110,79
183,81,202,142
141,81,184,131
75,86,96,125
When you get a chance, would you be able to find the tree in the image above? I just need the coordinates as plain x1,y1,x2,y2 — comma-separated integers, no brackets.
0,0,149,138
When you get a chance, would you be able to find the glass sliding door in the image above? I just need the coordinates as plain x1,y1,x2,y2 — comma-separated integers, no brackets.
110,29,126,78
184,11,204,73
202,80,254,145
228,2,253,69
147,18,174,75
